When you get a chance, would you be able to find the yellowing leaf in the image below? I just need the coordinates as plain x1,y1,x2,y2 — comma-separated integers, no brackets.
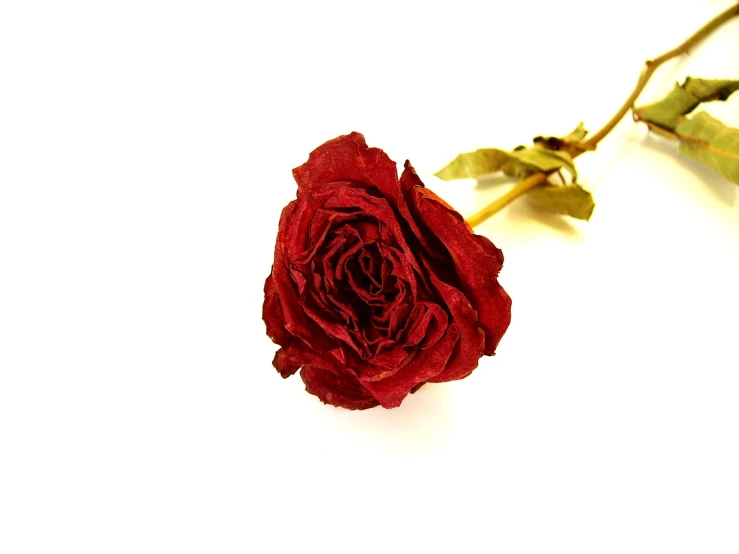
433,148,510,180
634,77,739,133
675,112,739,185
683,78,739,102
634,85,699,132
435,137,579,181
509,145,577,179
534,122,588,150
526,184,595,221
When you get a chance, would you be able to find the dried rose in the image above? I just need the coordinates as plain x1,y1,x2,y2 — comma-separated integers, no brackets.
263,133,511,409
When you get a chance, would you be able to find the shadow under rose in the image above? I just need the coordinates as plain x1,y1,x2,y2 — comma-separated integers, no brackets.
313,381,457,458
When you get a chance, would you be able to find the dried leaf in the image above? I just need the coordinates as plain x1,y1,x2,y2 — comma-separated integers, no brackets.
634,85,699,132
526,184,595,221
433,148,510,180
675,112,739,184
435,143,577,181
634,77,739,133
534,122,588,151
508,145,577,179
683,78,739,102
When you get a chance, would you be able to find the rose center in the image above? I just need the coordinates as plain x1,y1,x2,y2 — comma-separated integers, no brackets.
345,244,389,298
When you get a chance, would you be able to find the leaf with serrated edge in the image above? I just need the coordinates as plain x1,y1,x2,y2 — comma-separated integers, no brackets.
676,112,739,185
526,184,595,220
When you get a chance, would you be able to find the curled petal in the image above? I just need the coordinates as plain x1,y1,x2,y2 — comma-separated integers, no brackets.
272,348,301,378
263,275,290,347
270,205,337,355
412,185,512,355
424,271,485,383
294,135,427,242
359,324,461,408
292,133,402,208
301,365,379,410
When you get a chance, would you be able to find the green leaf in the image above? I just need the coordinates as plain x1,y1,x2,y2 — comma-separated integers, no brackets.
634,77,739,133
526,184,595,221
675,112,739,185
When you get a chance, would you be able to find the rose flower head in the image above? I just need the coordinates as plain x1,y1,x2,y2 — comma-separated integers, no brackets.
263,132,511,409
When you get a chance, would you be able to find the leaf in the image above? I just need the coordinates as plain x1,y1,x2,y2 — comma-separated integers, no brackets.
526,184,595,221
435,142,578,181
562,122,588,144
634,77,739,133
534,122,588,150
683,78,739,102
675,112,739,184
433,148,511,180
634,84,700,132
508,145,578,179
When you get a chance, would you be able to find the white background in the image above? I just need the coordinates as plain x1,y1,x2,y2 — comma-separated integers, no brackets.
1,1,738,552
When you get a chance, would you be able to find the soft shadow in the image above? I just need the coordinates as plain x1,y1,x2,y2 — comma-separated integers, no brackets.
633,132,737,207
326,382,456,457
474,174,515,191
473,175,586,239
505,197,584,240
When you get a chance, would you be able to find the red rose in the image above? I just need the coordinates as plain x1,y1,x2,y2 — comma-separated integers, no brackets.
263,133,511,409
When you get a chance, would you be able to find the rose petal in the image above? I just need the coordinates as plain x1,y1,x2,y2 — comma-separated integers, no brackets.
270,204,337,355
301,296,364,356
272,347,302,378
412,184,511,355
359,324,461,408
293,135,428,245
263,275,290,347
424,272,485,383
292,133,402,207
301,365,379,410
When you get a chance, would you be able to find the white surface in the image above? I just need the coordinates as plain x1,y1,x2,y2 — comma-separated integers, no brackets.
1,1,738,552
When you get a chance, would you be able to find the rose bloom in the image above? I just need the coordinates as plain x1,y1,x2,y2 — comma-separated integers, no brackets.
263,133,511,409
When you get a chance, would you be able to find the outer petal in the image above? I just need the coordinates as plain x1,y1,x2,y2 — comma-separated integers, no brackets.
411,183,512,355
359,324,461,408
292,133,402,207
263,274,290,348
292,134,427,242
301,365,379,410
270,200,338,355
399,160,433,195
423,268,485,383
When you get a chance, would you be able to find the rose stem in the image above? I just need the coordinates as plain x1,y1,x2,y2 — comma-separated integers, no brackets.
465,2,739,229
